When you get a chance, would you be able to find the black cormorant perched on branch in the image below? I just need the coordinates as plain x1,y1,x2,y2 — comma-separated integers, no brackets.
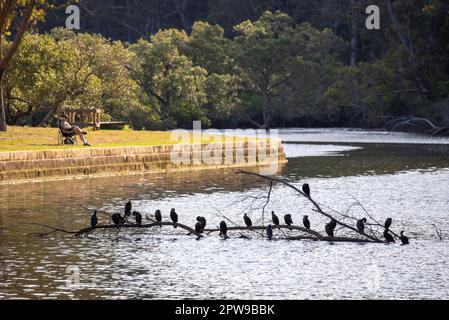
384,218,392,230
303,215,310,230
133,211,142,225
383,229,395,243
302,183,311,197
244,213,252,228
399,231,409,245
266,225,273,240
271,211,280,226
170,208,178,228
91,211,98,228
325,219,337,237
219,221,228,239
195,221,202,235
112,213,125,226
284,214,293,230
357,218,367,234
124,200,132,220
325,223,334,237
330,219,337,229
196,216,207,232
155,210,162,226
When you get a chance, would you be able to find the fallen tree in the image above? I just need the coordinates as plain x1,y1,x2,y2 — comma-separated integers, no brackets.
29,170,409,244
382,116,449,136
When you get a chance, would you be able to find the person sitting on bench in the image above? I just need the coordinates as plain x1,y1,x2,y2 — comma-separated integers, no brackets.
60,113,91,146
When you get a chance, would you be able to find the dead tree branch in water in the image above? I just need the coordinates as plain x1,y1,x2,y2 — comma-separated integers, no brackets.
236,170,383,243
431,224,443,240
29,171,410,244
382,116,449,136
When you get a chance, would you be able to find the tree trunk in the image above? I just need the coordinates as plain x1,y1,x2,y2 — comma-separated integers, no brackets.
261,93,271,129
0,69,6,131
39,105,59,127
350,0,358,67
384,0,429,95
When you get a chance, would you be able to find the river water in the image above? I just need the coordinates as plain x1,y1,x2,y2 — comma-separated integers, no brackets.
1,128,449,300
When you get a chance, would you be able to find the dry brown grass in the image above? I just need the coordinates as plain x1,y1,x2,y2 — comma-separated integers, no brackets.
0,126,251,152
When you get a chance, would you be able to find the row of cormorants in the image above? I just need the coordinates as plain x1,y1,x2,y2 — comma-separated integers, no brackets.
90,197,409,244
266,210,408,244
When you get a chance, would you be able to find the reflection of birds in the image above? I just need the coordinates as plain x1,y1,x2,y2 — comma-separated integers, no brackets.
133,211,142,225
124,200,132,219
399,231,409,245
383,229,395,243
271,211,280,226
284,214,293,230
196,216,207,232
112,213,125,226
155,210,162,226
303,215,310,230
302,183,311,197
244,213,252,228
170,208,178,228
219,221,228,239
266,225,273,240
91,210,98,228
384,218,392,230
357,218,367,234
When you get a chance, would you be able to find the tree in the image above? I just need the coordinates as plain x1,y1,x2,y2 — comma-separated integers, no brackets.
130,29,209,128
4,29,142,126
0,0,48,131
232,11,335,129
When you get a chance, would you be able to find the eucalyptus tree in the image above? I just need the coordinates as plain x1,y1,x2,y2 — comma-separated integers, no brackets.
232,11,336,129
0,0,48,131
5,29,140,126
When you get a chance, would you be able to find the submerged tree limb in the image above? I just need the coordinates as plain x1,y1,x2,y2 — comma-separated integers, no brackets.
236,170,382,243
74,222,198,237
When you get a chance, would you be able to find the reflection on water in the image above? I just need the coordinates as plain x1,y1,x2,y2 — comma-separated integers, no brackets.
1,128,449,299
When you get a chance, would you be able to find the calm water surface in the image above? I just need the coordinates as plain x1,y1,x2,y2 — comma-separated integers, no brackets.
1,128,449,300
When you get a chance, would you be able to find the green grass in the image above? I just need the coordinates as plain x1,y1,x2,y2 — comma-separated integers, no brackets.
0,126,250,152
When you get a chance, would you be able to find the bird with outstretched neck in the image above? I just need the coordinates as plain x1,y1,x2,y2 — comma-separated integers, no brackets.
271,211,280,226
124,200,132,221
383,229,395,243
384,218,392,230
170,208,178,228
303,215,310,230
91,211,98,228
399,231,409,245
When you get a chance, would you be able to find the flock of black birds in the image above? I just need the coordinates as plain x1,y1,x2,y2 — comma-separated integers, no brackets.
89,184,409,245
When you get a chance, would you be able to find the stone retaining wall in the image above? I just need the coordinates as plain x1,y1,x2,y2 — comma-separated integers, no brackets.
0,140,287,184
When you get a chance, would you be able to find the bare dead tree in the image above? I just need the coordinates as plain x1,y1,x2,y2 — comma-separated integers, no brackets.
28,170,413,244
235,170,384,243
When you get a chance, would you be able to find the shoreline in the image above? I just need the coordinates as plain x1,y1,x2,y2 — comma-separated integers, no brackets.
0,141,287,185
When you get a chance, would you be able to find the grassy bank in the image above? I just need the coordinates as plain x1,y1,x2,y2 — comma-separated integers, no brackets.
0,126,243,152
